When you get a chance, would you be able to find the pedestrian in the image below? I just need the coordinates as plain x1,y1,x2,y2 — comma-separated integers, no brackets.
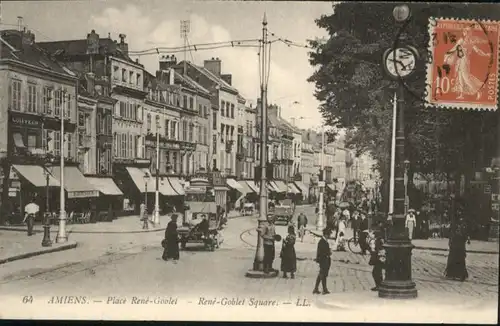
313,228,332,295
444,216,470,281
280,225,297,279
369,220,386,291
259,214,277,274
23,198,39,236
358,211,370,255
162,214,180,262
297,212,308,242
350,209,359,241
405,209,417,240
335,216,347,251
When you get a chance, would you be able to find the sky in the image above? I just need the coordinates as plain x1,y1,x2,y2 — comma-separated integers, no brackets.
1,0,334,130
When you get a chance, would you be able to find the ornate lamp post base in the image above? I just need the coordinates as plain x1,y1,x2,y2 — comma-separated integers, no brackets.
378,240,418,299
41,225,52,247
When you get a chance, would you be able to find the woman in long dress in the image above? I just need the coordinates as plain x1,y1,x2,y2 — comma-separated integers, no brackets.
162,214,180,262
444,217,470,281
405,209,417,240
280,225,297,279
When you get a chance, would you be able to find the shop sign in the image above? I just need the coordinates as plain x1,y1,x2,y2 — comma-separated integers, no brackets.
9,191,17,197
10,180,21,189
68,190,99,198
11,115,42,128
135,159,150,165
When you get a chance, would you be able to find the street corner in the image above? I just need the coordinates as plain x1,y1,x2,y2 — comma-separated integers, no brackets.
0,240,78,265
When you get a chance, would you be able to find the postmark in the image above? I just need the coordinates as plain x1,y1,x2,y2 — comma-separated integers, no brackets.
425,18,500,110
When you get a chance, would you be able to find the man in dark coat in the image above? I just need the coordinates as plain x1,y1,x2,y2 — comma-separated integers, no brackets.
162,214,180,262
313,228,332,294
358,212,370,255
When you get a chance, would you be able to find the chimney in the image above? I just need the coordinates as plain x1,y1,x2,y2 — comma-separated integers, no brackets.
159,55,178,71
17,16,23,31
86,72,95,96
117,33,128,55
221,74,232,85
204,57,221,76
21,29,34,46
86,29,99,55
169,68,175,85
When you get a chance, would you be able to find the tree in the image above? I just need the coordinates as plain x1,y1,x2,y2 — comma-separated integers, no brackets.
308,2,500,197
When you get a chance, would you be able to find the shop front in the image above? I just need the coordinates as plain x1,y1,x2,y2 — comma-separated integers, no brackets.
86,176,123,221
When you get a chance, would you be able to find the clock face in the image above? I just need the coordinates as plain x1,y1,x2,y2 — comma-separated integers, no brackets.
385,47,417,78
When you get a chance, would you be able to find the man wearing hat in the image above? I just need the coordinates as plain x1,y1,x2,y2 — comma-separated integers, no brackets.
405,209,417,240
313,228,332,294
259,214,277,273
358,210,370,255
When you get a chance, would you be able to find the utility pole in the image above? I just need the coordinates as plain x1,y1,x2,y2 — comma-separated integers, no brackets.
180,20,190,75
246,13,276,278
153,116,160,225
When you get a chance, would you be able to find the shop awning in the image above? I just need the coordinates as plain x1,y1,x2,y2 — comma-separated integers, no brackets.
51,166,100,198
158,177,178,196
168,177,185,195
327,184,336,191
272,180,288,193
294,181,308,194
227,178,244,192
125,167,155,193
246,180,259,193
288,183,301,194
238,180,254,193
267,181,277,192
13,133,25,148
86,177,123,196
13,164,60,187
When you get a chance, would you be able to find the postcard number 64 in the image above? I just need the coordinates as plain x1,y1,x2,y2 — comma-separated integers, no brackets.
22,296,34,304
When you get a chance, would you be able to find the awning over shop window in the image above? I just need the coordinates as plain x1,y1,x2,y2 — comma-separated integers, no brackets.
238,180,254,193
51,166,99,198
158,177,178,196
125,167,155,193
245,180,259,193
168,177,185,195
86,177,123,196
13,164,60,187
288,183,301,194
327,184,336,191
267,181,278,192
227,178,244,192
272,180,288,193
13,133,25,148
294,181,308,194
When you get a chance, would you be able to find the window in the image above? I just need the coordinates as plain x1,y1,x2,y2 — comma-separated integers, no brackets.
121,134,126,158
212,111,217,130
27,84,37,113
66,133,72,158
129,134,133,158
189,97,194,110
129,71,134,84
182,120,188,141
221,101,225,117
64,93,71,118
189,123,193,142
27,133,37,150
147,113,152,131
113,133,118,156
54,131,61,156
172,152,178,172
204,106,208,117
198,125,202,143
42,87,52,114
183,95,187,108
230,103,235,119
113,66,119,80
54,89,62,116
9,79,21,111
119,101,125,117
122,68,127,82
136,74,141,85
204,126,208,145
42,129,48,150
171,121,177,140
221,124,225,142
165,119,170,138
198,104,203,116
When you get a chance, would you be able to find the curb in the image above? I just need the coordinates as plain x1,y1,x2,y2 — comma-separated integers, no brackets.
0,242,78,265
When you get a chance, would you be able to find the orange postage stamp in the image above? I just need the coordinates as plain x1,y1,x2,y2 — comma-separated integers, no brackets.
425,18,500,111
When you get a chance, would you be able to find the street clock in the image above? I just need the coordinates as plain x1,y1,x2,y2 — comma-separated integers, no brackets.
383,45,419,79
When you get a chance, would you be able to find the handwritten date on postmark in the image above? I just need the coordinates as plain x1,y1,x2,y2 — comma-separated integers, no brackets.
425,18,499,111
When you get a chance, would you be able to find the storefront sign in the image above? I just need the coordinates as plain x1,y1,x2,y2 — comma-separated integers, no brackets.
68,190,99,198
10,180,21,189
11,116,42,128
134,159,150,165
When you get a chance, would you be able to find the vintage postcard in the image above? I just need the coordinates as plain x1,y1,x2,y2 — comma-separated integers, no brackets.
0,1,498,323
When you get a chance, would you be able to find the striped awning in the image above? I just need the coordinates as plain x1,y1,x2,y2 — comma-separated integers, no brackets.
168,177,185,195
238,180,254,193
272,180,288,193
288,183,301,194
226,178,243,191
245,180,259,193
294,181,308,193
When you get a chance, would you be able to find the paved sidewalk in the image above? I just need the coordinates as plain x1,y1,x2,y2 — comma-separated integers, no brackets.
0,210,247,234
308,229,499,255
0,231,77,265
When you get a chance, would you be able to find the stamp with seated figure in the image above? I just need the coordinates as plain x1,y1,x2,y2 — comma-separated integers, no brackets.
425,18,500,111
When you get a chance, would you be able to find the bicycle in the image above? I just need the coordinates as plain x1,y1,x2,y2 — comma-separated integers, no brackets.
347,230,376,255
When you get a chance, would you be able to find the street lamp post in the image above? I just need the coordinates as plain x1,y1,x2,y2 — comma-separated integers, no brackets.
316,127,325,231
246,13,277,278
153,119,161,226
143,172,150,230
56,90,68,244
378,4,418,299
404,159,410,215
